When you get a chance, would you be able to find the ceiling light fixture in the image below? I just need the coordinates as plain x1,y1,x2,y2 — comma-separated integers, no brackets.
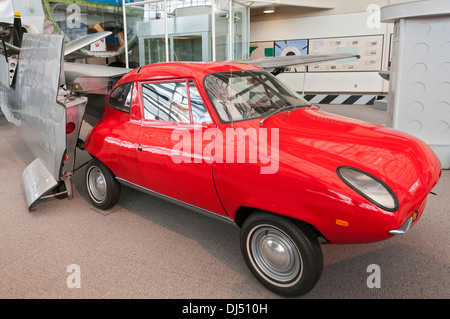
263,6,275,14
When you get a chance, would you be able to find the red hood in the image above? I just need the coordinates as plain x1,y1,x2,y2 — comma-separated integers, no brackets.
213,106,441,243
250,106,441,202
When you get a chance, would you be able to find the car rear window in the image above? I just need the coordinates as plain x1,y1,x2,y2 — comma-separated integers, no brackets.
108,82,133,113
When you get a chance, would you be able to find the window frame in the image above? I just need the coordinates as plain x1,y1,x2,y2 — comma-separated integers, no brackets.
139,78,213,124
108,81,133,114
203,70,310,124
187,79,214,124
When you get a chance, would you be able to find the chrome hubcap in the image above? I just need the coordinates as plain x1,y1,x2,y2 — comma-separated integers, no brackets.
88,167,106,202
249,226,302,286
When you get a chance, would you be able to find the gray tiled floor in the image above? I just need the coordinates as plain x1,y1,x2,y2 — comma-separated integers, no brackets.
0,105,449,299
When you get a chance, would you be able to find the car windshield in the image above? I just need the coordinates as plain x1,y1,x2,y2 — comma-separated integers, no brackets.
204,70,310,123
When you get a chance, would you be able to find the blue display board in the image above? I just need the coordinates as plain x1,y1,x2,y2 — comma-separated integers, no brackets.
87,0,120,6
86,0,126,6
274,39,309,72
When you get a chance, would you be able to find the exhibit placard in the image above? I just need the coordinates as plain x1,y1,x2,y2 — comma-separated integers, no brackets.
308,35,383,72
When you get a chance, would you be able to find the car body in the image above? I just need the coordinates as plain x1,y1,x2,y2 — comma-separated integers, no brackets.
83,61,441,296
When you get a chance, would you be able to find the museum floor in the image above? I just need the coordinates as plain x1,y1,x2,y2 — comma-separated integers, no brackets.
0,104,449,299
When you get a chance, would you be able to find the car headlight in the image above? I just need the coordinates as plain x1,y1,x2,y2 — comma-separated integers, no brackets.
337,166,399,212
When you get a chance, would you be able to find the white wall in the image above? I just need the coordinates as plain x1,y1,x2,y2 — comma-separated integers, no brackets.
250,11,394,94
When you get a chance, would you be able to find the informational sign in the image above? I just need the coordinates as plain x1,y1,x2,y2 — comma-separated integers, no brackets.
90,38,107,52
274,39,308,72
249,42,275,59
309,35,383,72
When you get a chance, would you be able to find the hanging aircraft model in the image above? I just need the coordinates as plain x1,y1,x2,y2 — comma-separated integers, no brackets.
0,13,441,297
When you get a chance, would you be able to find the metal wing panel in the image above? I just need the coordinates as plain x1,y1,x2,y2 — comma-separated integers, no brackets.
64,62,131,82
64,31,112,56
13,34,66,180
22,158,59,210
0,33,66,210
64,62,131,87
238,53,359,71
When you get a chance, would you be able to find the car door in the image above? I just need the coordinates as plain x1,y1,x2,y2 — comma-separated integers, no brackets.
114,81,147,187
92,81,143,184
136,78,227,216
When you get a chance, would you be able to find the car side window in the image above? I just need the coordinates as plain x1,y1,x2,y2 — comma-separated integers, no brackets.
142,81,191,123
188,80,212,124
109,82,132,113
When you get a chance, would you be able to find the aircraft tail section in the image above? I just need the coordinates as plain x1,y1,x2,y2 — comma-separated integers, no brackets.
0,33,87,211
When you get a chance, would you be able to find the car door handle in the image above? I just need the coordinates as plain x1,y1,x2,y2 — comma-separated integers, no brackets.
137,144,143,152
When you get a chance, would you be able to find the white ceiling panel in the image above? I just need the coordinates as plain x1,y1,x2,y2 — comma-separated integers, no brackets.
239,0,336,9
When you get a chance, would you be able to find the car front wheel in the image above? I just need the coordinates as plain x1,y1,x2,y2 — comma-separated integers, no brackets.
85,159,121,210
240,212,323,297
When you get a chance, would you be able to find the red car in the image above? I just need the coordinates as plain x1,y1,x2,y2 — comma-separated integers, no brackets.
83,61,441,296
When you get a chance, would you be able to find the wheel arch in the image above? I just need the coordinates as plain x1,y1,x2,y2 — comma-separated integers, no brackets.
234,206,328,243
85,152,120,178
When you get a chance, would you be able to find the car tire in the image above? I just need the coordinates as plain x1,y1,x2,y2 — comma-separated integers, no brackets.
240,212,323,297
85,159,121,210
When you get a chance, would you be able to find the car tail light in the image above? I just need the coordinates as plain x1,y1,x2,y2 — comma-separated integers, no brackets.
66,122,76,134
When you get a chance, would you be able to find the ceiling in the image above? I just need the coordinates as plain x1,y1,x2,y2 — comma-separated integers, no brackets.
240,0,336,9
243,0,337,20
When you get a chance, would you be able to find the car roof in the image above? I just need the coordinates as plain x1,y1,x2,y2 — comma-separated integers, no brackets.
117,61,262,85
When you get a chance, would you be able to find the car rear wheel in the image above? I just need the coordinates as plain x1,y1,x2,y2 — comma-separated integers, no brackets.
240,212,323,297
85,159,120,210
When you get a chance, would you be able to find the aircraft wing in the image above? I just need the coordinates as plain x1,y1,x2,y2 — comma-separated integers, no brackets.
64,62,131,92
63,31,129,59
237,52,359,74
62,32,131,95
1,30,113,59
64,31,113,56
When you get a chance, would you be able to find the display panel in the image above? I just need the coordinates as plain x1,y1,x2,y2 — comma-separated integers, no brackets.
309,35,383,72
249,41,275,59
274,39,308,72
